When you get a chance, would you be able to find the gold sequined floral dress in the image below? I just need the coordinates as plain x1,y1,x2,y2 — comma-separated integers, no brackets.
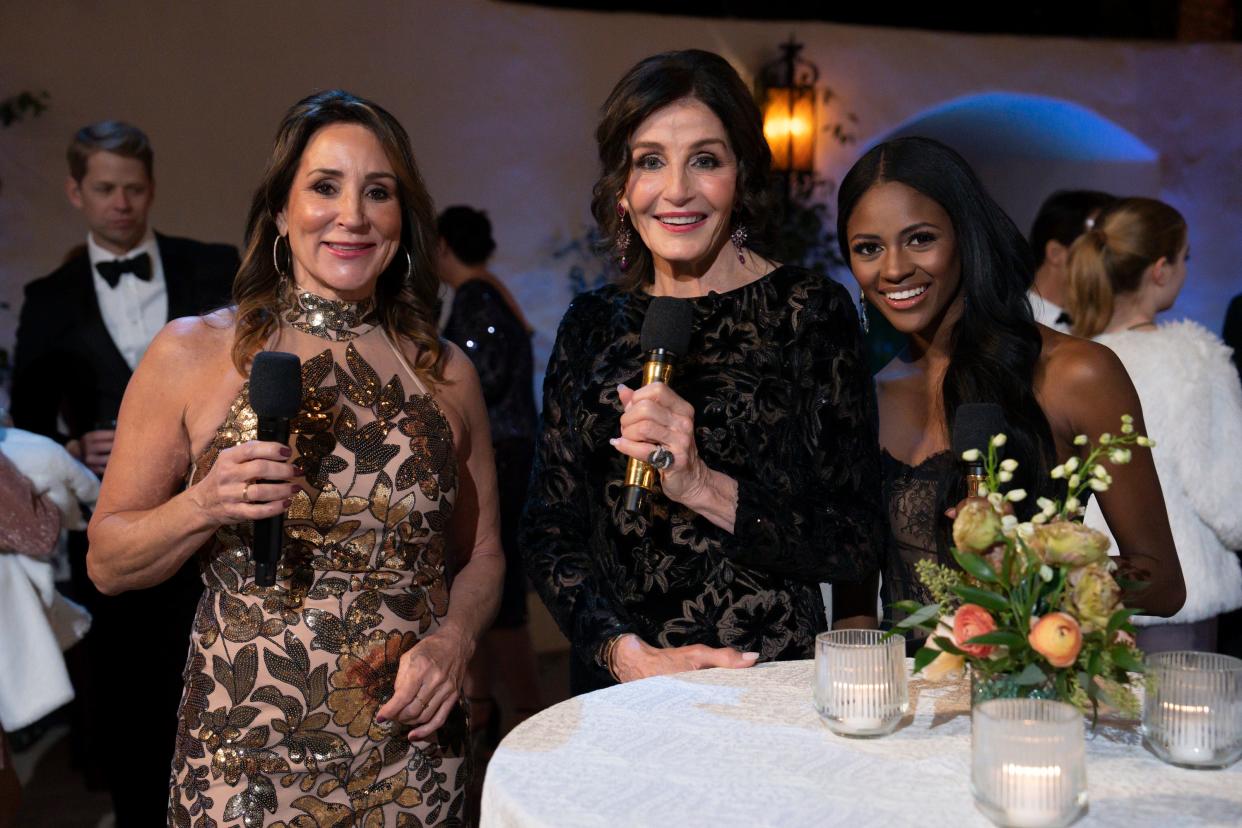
169,292,468,828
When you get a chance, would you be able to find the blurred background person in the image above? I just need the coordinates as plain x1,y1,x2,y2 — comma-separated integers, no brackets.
1068,196,1242,652
8,119,238,823
0,429,97,828
436,205,544,752
832,139,1185,639
87,90,504,826
523,50,883,695
1027,189,1117,333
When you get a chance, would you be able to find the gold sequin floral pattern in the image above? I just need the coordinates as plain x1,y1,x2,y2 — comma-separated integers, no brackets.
283,290,379,341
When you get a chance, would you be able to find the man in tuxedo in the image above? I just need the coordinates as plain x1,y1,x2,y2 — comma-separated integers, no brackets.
1028,190,1117,333
10,120,237,827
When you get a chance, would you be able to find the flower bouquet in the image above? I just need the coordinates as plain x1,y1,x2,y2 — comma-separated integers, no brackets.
887,416,1155,720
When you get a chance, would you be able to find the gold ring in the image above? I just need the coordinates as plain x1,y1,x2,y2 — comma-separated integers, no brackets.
242,482,252,503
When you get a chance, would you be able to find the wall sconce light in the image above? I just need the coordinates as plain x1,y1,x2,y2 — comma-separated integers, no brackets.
758,37,819,176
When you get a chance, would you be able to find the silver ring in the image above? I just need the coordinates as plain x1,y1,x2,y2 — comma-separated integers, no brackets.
647,446,674,471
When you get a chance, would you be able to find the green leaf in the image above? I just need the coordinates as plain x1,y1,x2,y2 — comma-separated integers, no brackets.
933,636,964,656
952,549,1000,583
1111,646,1145,673
913,646,940,673
951,585,1009,612
965,630,1027,649
889,600,925,615
892,603,941,630
1011,663,1047,685
1106,607,1142,637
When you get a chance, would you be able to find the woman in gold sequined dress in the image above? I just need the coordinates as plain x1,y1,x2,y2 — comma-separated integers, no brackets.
87,90,504,826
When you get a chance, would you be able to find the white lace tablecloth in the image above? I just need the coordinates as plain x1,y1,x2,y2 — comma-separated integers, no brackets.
480,660,1241,827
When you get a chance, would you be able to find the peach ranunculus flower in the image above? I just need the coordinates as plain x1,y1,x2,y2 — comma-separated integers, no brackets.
1027,520,1110,567
1028,612,1083,668
953,604,997,658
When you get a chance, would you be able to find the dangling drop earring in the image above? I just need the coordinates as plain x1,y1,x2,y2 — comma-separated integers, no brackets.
858,293,870,333
616,203,633,270
729,224,748,264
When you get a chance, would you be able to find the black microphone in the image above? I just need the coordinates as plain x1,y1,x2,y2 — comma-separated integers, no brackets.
621,297,694,514
249,351,302,587
951,403,1007,498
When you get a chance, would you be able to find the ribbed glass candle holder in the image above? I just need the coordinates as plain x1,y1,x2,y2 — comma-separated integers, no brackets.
1142,651,1242,769
813,629,907,738
971,699,1087,828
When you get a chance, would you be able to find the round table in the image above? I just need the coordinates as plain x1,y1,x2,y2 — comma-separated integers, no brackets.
481,660,1241,827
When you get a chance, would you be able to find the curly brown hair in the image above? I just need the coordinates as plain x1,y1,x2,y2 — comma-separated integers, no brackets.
591,50,778,292
231,90,444,383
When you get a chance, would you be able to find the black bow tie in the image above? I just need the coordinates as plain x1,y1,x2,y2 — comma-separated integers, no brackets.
96,252,152,288
1055,311,1073,327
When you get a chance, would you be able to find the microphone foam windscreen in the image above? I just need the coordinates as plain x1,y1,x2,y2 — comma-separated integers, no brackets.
250,351,303,419
951,403,1007,457
640,297,693,356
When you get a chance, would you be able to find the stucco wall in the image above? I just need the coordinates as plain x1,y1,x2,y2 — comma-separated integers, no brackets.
1,0,1239,373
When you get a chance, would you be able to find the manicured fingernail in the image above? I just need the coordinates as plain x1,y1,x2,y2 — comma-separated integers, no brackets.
742,652,760,661
280,446,292,457
375,714,387,724
283,499,293,508
609,438,619,446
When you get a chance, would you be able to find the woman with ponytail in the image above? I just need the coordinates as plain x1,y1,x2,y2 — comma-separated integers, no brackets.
831,138,1186,638
1068,197,1242,652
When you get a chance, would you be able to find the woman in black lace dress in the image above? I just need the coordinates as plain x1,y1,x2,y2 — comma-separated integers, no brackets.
437,205,544,740
831,137,1186,639
521,50,884,695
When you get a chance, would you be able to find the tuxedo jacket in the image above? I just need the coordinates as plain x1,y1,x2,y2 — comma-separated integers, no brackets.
11,232,239,441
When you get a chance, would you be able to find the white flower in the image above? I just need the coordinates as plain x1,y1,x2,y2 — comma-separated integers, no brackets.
992,433,1008,447
1073,434,1089,446
1136,436,1151,447
1100,432,1112,445
1121,423,1134,434
1039,564,1054,582
1001,514,1019,531
1036,497,1057,517
1000,458,1018,472
977,482,989,496
1121,414,1134,424
1051,465,1066,479
1031,513,1048,525
998,470,1013,483
1089,478,1110,492
1068,474,1081,489
1065,457,1079,472
961,448,981,462
1006,488,1028,503
1092,464,1108,479
1066,496,1081,514
988,492,1004,510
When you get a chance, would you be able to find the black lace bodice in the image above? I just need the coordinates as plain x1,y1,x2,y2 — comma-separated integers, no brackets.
521,266,885,687
880,449,954,624
442,279,537,444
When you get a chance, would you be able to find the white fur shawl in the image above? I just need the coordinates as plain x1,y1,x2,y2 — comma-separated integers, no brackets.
1088,321,1242,625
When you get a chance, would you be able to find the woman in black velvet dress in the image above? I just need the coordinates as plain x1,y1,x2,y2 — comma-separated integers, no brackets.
521,50,884,695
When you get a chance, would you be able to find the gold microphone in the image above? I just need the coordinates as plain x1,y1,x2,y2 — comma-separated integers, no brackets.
621,297,693,515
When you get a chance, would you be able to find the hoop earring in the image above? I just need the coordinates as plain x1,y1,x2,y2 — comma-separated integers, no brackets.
272,234,288,277
858,293,870,334
616,203,633,270
729,224,748,264
403,247,413,282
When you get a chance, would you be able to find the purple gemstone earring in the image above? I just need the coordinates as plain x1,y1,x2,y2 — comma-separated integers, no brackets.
730,224,748,263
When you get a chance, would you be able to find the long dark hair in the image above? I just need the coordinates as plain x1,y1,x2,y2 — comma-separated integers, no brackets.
232,89,444,383
837,137,1057,512
591,49,778,291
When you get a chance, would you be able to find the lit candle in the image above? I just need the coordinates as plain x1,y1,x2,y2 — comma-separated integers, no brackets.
832,680,886,733
1161,701,1214,765
995,762,1066,828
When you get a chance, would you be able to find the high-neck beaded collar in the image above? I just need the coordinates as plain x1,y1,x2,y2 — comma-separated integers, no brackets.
281,287,378,341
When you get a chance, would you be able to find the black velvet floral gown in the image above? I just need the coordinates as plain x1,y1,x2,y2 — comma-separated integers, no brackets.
169,293,468,828
522,265,884,692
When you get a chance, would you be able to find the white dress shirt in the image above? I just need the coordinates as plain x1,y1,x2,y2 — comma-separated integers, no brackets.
1027,288,1072,334
87,229,168,370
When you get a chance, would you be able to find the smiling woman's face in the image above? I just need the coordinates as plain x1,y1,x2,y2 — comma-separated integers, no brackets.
845,180,962,336
620,96,738,277
277,122,403,302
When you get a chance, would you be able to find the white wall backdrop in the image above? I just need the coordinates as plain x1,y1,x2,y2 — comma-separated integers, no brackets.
2,0,1240,382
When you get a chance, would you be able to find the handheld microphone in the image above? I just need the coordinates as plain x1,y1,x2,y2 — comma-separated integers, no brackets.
621,297,694,514
951,403,1007,497
249,351,302,587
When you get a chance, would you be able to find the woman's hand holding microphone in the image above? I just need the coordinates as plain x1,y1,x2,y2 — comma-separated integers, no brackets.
189,440,300,527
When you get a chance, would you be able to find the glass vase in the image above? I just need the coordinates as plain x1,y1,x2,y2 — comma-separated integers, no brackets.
971,668,1060,706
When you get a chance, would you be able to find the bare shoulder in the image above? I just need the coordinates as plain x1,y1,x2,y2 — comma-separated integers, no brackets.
433,341,484,422
1037,326,1129,395
141,309,237,378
